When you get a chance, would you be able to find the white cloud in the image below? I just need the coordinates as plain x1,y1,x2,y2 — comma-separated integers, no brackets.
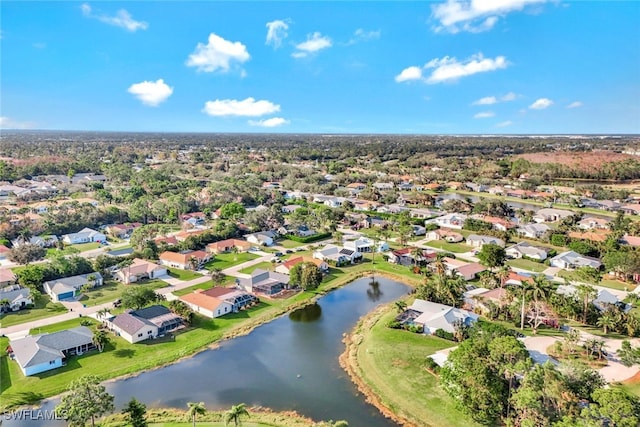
396,53,508,84
81,3,148,32
529,98,553,110
248,117,290,127
395,66,423,83
266,20,289,48
186,33,250,73
347,28,381,45
501,91,517,101
474,111,495,119
431,0,546,33
127,79,173,106
567,101,583,109
473,96,497,105
0,116,36,129
203,97,280,117
292,32,332,58
496,120,513,127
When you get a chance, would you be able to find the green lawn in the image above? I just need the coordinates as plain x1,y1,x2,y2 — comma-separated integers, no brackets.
558,271,636,292
424,240,473,253
0,295,67,328
78,280,168,307
277,239,306,249
204,252,260,270
506,258,548,273
238,261,273,275
167,267,202,281
45,242,102,258
348,305,474,427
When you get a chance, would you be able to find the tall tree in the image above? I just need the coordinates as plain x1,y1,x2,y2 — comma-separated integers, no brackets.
122,398,147,427
55,375,114,427
92,329,108,352
477,244,506,270
576,283,597,324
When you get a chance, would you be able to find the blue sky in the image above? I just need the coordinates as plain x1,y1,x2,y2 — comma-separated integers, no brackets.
1,1,639,134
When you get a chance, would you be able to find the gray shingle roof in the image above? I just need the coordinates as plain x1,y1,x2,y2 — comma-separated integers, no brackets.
10,326,94,369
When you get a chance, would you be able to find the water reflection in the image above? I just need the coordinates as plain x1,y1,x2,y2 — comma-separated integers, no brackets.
366,278,383,302
289,303,322,322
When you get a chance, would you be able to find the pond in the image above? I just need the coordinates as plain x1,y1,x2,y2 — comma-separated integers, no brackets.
5,276,410,427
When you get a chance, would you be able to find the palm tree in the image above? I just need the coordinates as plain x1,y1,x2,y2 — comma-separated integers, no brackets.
526,275,553,334
495,265,511,289
597,312,616,334
92,330,108,352
187,402,206,427
225,403,249,427
97,307,109,321
394,300,408,313
575,283,597,324
411,246,423,267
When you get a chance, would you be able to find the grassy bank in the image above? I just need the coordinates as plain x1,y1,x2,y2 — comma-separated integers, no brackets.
339,303,475,427
0,260,422,412
100,407,339,427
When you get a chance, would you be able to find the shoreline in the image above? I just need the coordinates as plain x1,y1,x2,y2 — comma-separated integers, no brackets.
1,267,419,414
338,303,418,427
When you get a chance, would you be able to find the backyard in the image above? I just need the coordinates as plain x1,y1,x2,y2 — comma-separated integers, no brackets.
506,258,548,273
424,240,473,253
167,267,202,281
204,252,260,271
78,279,169,307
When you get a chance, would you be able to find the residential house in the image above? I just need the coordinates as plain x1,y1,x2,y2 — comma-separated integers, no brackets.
373,182,394,191
154,235,179,246
105,223,142,239
441,257,486,281
596,200,621,211
11,235,59,248
505,189,528,199
200,287,259,311
245,231,276,246
409,208,437,219
396,299,479,335
431,213,467,230
557,285,631,313
464,287,510,314
549,251,602,270
387,248,437,266
533,208,575,223
106,305,183,344
466,234,505,248
180,212,207,227
478,216,517,232
43,272,103,302
281,205,303,214
159,250,211,270
62,227,106,244
313,244,350,265
275,256,329,275
323,197,344,208
425,229,464,243
0,284,33,312
9,326,95,376
517,223,551,239
343,237,376,253
412,225,427,236
0,269,18,287
116,258,167,283
262,181,281,189
505,242,548,261
346,182,366,191
465,182,487,193
180,289,234,318
237,269,289,295
621,204,640,215
578,217,611,230
174,229,207,242
206,239,251,254
568,230,610,243
620,235,640,248
359,216,389,229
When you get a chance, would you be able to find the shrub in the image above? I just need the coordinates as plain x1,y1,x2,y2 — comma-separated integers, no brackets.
434,328,455,341
425,357,441,373
284,232,332,243
407,324,424,334
387,320,402,329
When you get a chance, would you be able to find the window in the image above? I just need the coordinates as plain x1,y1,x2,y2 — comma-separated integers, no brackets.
49,360,56,365
148,330,153,334
138,333,143,337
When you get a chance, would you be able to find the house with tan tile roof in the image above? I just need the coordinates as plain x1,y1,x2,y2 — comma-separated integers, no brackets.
116,258,167,283
159,250,211,270
206,239,251,254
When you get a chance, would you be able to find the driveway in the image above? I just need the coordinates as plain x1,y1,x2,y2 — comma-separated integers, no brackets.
521,336,560,365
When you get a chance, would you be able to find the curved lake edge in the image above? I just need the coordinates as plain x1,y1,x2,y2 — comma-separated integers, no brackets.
2,268,420,416
339,303,418,427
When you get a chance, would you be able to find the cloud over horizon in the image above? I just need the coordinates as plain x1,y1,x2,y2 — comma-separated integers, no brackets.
248,117,289,127
203,97,281,117
127,79,173,106
186,33,250,73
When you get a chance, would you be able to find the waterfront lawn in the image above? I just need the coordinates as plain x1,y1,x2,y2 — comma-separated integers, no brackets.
0,299,286,411
167,267,202,281
424,241,472,253
0,295,67,328
353,308,473,427
204,252,260,270
506,258,548,273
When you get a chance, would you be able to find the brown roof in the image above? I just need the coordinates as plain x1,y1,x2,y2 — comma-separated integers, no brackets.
0,269,17,283
282,256,304,269
207,239,251,251
0,244,10,253
180,291,226,311
159,250,209,264
568,230,610,243
456,262,486,277
154,236,178,245
479,287,509,304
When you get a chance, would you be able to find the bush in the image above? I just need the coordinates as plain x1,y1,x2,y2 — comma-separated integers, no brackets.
434,328,455,341
387,320,402,329
425,357,441,373
407,324,424,333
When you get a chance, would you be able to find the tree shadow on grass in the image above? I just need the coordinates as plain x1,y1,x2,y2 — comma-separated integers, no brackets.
0,356,11,393
1,391,44,409
113,349,136,358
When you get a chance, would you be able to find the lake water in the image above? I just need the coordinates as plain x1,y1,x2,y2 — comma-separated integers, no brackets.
4,277,410,427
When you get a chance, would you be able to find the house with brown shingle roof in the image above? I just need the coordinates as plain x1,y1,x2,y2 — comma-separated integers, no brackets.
159,250,211,270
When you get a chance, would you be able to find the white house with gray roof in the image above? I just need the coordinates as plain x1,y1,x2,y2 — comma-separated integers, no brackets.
396,299,478,335
106,305,182,343
43,272,103,302
0,285,32,312
9,326,95,376
62,227,106,245
505,241,548,261
549,251,602,270
516,223,551,239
